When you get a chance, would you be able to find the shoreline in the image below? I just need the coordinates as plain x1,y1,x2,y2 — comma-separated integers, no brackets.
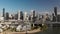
1,28,41,34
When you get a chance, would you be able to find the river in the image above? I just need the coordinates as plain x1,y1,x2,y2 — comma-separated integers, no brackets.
32,23,60,34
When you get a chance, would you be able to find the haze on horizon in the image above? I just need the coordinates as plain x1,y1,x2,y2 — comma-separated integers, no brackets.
0,0,60,16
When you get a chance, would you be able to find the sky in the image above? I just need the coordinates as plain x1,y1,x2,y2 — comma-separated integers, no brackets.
0,0,60,16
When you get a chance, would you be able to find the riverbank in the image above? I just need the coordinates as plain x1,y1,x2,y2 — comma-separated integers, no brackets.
0,28,41,34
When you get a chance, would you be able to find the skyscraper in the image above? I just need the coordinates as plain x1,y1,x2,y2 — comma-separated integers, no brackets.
31,10,35,17
31,10,36,22
6,12,9,20
24,12,27,21
54,7,57,16
18,10,20,20
3,8,5,17
52,13,56,22
54,7,57,22
17,10,24,20
15,13,18,20
20,11,23,20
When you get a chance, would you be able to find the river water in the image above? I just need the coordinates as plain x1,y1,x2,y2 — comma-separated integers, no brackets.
33,24,60,34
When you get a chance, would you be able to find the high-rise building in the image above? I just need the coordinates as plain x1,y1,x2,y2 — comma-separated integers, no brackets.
18,10,20,20
11,14,15,19
24,12,27,21
52,13,56,22
54,7,57,22
23,12,29,22
3,8,5,17
57,14,60,22
54,7,57,16
9,14,12,19
31,10,35,17
15,13,18,20
45,14,50,21
20,11,23,20
29,15,31,20
6,12,9,20
37,14,40,20
31,10,36,22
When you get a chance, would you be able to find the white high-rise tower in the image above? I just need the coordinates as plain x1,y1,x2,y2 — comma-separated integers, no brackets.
24,12,27,21
24,12,29,21
18,10,20,20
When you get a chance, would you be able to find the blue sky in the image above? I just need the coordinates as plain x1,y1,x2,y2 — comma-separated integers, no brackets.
0,0,59,14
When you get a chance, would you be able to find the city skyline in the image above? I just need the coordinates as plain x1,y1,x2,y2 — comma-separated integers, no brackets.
0,0,60,16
